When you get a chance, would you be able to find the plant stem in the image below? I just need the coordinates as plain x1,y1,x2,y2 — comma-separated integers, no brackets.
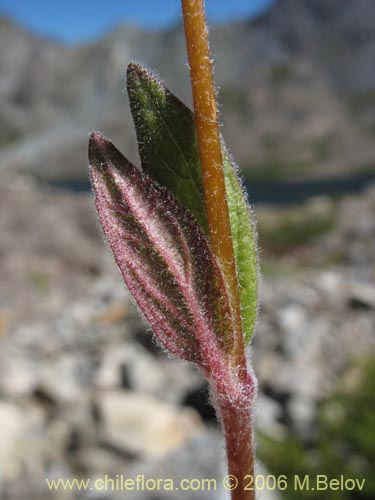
181,0,244,364
220,399,255,500
181,2,256,499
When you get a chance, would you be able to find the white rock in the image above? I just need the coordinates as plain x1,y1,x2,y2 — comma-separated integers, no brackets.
349,281,375,309
288,395,316,435
126,429,227,500
95,344,166,393
95,343,201,404
0,357,39,396
0,402,27,481
255,395,283,436
278,304,307,356
40,354,89,402
97,391,203,459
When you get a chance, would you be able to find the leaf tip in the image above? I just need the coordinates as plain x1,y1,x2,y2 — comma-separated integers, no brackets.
88,132,116,172
126,61,148,88
127,60,141,77
89,130,106,150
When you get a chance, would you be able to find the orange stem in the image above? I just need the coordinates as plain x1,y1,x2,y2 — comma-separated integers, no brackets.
181,0,245,364
181,5,256,497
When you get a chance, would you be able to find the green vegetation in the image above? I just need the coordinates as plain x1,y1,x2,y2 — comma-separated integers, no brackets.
309,134,335,163
220,86,250,119
268,62,294,86
29,270,49,293
242,160,308,181
355,163,375,176
127,63,259,344
258,202,336,254
258,358,375,500
348,89,375,115
0,114,21,147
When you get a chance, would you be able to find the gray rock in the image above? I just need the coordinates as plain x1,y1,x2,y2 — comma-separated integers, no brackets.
0,402,27,483
348,282,375,310
96,391,204,459
255,395,284,437
123,429,228,500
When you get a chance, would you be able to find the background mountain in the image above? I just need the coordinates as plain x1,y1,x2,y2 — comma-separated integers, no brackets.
0,3,374,497
0,0,374,182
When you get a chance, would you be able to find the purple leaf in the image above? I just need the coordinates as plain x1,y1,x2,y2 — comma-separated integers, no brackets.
88,132,237,380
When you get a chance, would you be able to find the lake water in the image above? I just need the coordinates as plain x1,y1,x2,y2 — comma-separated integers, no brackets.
245,174,374,205
49,173,374,206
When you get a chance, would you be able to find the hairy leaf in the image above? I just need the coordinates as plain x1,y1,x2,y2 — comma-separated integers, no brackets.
88,132,235,370
127,63,258,344
222,151,259,344
127,62,207,231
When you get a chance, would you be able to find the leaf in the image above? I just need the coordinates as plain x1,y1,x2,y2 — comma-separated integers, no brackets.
127,62,207,232
126,62,258,344
222,150,259,344
88,132,234,371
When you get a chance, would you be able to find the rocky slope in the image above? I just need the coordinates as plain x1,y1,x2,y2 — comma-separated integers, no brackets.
0,0,374,181
0,173,373,499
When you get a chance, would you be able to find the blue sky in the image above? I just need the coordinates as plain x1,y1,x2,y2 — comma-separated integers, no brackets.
0,0,274,43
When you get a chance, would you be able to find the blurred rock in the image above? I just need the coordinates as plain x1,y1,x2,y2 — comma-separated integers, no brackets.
348,282,375,310
0,168,373,499
0,402,26,482
125,429,227,500
288,394,316,436
0,356,39,396
97,391,204,459
256,395,284,437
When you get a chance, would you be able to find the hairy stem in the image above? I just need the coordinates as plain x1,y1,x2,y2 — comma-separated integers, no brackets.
181,1,256,499
181,0,245,364
220,398,255,500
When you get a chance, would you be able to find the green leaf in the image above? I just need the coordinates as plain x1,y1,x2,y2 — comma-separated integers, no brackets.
127,62,207,232
222,150,259,344
126,62,258,344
